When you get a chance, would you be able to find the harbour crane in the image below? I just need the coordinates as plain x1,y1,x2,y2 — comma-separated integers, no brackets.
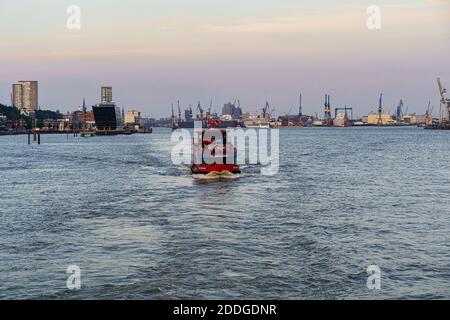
177,100,182,120
262,101,270,118
197,101,205,120
437,77,449,123
377,93,383,126
323,94,332,120
396,100,404,120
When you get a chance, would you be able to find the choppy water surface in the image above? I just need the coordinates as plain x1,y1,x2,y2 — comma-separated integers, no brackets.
0,127,449,299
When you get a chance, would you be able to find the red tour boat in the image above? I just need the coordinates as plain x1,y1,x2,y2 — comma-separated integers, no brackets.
191,118,241,175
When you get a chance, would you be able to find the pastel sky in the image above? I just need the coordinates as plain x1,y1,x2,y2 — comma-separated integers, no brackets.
0,0,449,117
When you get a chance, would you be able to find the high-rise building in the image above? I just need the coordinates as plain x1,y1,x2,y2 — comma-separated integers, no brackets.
12,81,38,114
12,84,23,109
101,86,113,103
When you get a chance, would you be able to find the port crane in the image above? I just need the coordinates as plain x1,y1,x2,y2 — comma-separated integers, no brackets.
177,100,182,121
197,101,205,120
262,101,270,118
377,93,383,126
396,100,404,120
437,77,449,123
323,95,332,120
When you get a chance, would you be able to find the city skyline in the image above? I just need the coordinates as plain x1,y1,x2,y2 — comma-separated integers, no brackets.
0,0,449,117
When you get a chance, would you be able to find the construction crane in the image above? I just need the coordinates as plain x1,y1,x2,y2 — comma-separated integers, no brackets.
377,93,383,126
437,77,449,123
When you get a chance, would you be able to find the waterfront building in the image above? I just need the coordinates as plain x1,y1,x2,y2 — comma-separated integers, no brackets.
124,110,141,126
12,81,38,114
0,114,7,130
400,114,428,125
366,113,395,125
93,86,123,130
222,102,235,116
93,103,123,131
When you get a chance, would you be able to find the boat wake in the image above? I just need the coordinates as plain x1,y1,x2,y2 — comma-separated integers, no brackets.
192,170,241,181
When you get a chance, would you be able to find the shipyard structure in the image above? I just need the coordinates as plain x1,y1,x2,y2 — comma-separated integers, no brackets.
172,100,242,129
426,78,450,130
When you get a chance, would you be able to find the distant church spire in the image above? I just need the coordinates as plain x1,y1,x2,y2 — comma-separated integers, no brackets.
82,97,86,113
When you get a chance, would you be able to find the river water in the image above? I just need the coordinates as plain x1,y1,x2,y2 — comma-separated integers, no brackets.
0,127,449,299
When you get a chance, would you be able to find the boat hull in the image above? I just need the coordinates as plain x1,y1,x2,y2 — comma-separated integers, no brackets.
191,164,241,174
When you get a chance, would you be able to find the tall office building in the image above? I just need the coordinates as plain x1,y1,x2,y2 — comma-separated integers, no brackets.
12,84,23,109
101,86,113,103
12,81,38,114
